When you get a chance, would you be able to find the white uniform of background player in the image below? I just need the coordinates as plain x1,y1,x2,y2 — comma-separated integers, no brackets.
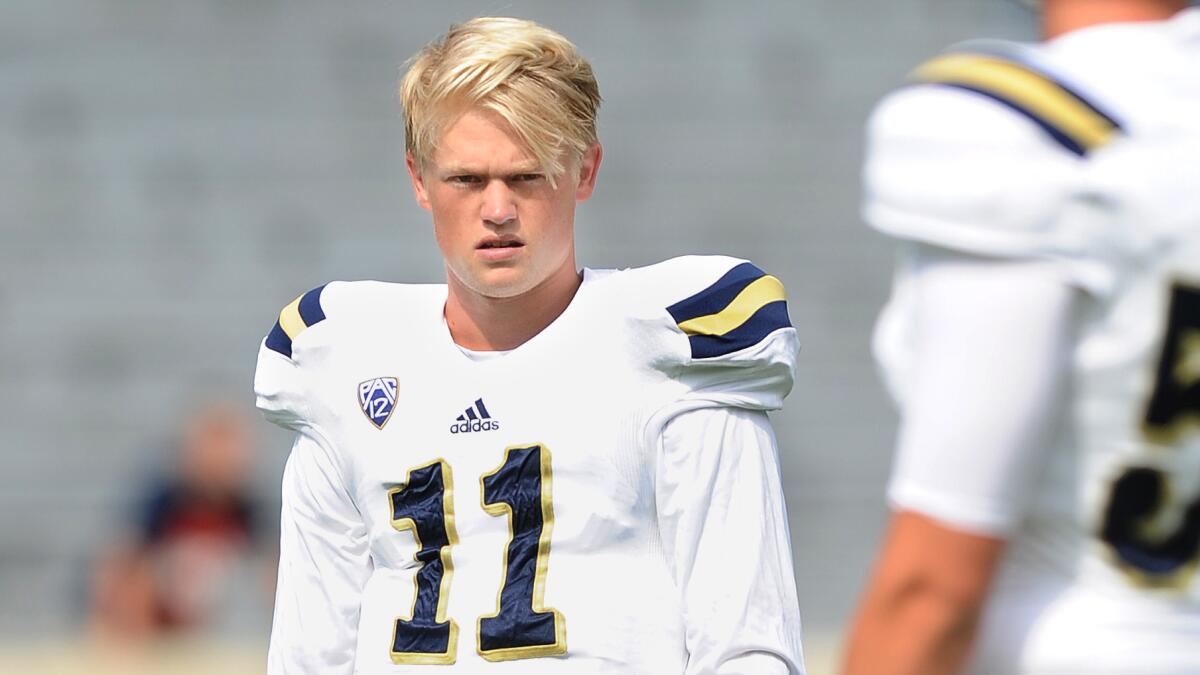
852,6,1200,674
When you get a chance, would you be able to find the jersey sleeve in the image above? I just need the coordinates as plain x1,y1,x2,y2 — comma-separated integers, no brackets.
655,406,805,674
254,285,329,429
255,284,371,672
268,426,372,675
640,256,800,417
862,48,1126,296
883,248,1076,535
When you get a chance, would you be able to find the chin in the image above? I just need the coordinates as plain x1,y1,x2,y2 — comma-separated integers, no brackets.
463,268,541,300
477,280,538,299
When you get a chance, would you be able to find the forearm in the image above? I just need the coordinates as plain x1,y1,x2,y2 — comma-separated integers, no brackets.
842,512,1003,675
842,567,983,675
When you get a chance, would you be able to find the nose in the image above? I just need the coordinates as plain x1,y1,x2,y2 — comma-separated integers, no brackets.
480,179,517,227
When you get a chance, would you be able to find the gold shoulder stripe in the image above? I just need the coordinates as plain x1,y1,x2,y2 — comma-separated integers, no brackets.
278,294,307,341
677,275,786,337
913,53,1119,154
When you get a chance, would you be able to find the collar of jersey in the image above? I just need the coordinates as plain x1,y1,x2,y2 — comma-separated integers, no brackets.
435,267,597,366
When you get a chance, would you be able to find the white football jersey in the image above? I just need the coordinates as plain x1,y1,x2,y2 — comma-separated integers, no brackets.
865,9,1200,674
254,256,805,674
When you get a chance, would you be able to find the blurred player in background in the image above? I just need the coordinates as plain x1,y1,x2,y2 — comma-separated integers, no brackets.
254,17,804,674
843,1,1200,673
90,402,264,641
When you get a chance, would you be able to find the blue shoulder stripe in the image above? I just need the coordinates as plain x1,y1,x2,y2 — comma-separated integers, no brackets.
298,286,326,326
667,262,792,359
668,262,765,324
265,284,328,358
265,321,293,358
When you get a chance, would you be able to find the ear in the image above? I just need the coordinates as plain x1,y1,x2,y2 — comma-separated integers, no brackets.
406,152,432,211
574,142,603,202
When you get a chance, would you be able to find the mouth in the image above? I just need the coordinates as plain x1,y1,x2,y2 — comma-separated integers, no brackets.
475,236,525,261
476,237,524,251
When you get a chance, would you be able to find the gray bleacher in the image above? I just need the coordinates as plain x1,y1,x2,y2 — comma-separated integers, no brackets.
0,0,1033,642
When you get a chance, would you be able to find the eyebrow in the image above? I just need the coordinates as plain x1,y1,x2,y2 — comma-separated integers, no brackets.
437,163,542,177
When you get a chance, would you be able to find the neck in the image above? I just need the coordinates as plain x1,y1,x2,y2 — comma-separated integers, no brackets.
444,259,582,351
1043,0,1184,39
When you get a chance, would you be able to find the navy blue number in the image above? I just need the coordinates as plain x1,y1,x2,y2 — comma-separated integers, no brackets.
1100,283,1200,586
1100,468,1200,584
1143,283,1200,438
478,444,567,660
388,460,459,664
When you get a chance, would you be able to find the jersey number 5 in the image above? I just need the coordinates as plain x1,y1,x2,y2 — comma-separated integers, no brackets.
387,444,566,665
1100,282,1200,587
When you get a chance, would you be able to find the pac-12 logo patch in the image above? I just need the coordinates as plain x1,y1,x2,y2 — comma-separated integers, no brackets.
358,377,398,429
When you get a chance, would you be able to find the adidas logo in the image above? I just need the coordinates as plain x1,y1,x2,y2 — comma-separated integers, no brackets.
450,398,500,434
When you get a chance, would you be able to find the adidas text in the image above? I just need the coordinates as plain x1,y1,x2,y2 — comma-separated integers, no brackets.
450,419,500,434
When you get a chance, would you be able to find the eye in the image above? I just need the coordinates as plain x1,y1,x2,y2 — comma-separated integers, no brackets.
447,175,482,186
511,173,544,183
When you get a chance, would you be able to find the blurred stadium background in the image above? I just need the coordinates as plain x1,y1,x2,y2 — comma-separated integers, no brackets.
1,1,1033,672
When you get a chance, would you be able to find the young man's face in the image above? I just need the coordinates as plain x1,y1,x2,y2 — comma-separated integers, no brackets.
407,108,601,300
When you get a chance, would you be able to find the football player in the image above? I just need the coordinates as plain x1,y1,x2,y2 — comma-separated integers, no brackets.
843,1,1200,674
254,17,805,674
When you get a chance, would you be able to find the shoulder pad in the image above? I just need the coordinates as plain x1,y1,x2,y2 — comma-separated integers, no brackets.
264,284,328,359
665,260,791,359
910,45,1123,157
633,256,798,412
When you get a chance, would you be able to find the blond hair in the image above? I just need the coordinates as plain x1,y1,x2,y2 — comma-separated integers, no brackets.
399,17,601,182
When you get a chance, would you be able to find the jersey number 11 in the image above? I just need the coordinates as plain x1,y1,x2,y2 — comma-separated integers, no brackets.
387,443,566,665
